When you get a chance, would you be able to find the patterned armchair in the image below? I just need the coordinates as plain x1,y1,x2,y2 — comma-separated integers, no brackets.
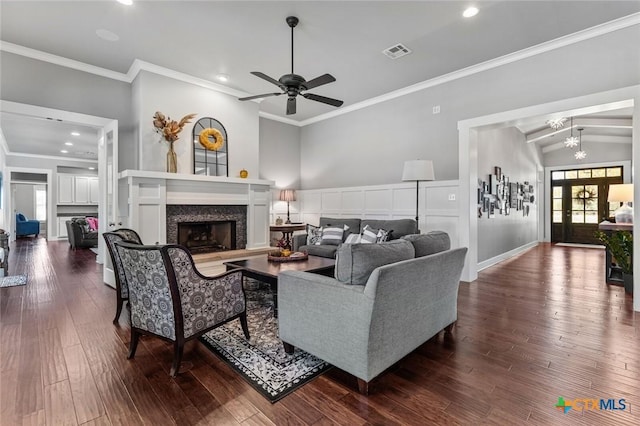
115,242,249,377
103,229,143,324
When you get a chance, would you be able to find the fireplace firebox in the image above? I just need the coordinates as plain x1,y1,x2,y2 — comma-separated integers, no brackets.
177,221,236,254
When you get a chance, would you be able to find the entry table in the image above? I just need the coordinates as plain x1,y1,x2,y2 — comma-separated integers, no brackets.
270,224,306,250
598,221,632,287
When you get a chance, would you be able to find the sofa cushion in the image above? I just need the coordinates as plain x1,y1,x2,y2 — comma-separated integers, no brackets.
361,219,417,240
319,218,361,239
335,239,415,285
299,244,339,258
402,231,451,257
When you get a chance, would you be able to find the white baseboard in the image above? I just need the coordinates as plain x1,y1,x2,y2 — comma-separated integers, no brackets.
477,241,539,272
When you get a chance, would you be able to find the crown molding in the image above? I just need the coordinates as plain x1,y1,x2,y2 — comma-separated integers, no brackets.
126,59,254,100
6,151,98,164
0,41,130,82
258,111,301,126
2,13,638,127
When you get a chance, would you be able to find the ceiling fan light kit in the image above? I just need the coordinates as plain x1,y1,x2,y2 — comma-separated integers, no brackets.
238,16,344,115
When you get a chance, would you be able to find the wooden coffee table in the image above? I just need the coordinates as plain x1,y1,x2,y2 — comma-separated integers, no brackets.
225,255,335,318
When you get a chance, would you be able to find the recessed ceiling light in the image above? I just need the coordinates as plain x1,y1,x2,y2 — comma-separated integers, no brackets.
463,7,479,18
117,0,133,5
65,142,73,146
71,131,80,136
216,74,230,82
96,29,119,42
88,167,96,170
60,150,68,154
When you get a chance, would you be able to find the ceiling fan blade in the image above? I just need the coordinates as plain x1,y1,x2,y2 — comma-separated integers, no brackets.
302,93,344,107
250,71,283,88
238,92,282,101
303,74,336,90
286,97,297,115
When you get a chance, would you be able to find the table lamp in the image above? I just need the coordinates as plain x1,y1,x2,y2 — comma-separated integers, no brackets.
279,189,296,224
402,160,435,230
608,183,633,223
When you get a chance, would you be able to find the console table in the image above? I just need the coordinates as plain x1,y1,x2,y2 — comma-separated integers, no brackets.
598,221,632,287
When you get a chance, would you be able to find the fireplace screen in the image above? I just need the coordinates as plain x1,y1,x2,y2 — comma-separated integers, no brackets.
177,220,236,253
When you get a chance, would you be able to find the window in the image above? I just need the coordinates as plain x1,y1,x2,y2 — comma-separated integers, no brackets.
35,187,47,221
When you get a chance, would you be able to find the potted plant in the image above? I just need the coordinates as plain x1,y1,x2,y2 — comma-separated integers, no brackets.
596,230,633,293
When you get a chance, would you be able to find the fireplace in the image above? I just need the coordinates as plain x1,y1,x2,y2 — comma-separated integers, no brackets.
177,220,236,253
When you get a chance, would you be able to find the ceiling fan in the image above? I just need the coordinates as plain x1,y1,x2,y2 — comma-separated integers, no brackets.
238,16,343,115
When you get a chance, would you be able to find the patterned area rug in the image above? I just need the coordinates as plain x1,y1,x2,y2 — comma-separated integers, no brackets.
199,281,332,403
0,274,27,288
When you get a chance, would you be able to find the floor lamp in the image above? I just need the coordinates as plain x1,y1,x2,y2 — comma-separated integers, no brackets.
279,189,297,224
402,160,435,232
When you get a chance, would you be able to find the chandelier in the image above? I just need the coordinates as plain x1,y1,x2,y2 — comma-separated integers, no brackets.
547,117,567,130
574,127,586,160
564,117,579,148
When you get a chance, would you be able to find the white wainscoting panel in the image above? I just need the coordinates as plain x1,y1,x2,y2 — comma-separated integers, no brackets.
274,180,461,245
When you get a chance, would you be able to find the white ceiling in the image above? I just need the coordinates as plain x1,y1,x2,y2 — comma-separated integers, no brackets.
0,1,637,159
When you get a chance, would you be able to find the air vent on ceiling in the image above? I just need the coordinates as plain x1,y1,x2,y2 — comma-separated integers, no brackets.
382,43,412,59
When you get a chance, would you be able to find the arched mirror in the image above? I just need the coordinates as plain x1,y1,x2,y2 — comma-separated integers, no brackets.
192,117,228,176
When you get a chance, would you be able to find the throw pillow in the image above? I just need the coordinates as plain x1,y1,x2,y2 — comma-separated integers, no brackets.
306,224,323,246
86,217,98,231
360,225,391,244
320,225,348,246
360,224,379,244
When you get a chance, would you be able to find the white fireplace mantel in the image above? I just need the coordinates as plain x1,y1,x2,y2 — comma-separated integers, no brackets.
118,170,274,248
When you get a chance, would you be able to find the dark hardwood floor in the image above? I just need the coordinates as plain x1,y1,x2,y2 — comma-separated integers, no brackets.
1,239,638,425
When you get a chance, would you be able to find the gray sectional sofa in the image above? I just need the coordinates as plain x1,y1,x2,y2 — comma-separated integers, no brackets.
279,231,467,394
292,217,418,258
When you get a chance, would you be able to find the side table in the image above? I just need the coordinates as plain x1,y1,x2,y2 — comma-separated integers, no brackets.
270,224,306,250
598,221,632,288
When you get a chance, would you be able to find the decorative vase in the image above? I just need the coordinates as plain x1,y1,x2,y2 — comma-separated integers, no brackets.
275,216,283,225
240,169,248,178
166,141,177,173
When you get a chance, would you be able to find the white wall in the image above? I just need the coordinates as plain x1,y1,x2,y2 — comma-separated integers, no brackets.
477,127,540,264
299,24,640,189
259,117,301,189
133,71,260,177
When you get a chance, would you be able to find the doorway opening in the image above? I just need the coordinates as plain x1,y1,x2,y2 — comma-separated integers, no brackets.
550,166,623,244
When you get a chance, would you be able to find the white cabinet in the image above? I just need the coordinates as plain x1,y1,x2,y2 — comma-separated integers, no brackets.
58,217,68,238
58,175,74,204
89,177,100,204
75,177,90,203
57,175,99,205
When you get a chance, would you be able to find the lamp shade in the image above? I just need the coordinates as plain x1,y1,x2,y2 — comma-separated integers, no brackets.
608,184,634,203
402,160,435,182
279,189,296,202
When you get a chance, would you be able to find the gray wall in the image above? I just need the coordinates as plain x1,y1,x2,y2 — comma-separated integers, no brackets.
543,142,632,167
477,127,540,262
13,183,35,219
258,117,301,189
0,52,133,131
299,25,640,189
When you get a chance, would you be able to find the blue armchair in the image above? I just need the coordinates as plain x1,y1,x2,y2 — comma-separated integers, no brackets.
16,213,40,237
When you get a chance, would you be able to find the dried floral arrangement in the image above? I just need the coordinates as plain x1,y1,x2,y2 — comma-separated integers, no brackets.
152,111,197,142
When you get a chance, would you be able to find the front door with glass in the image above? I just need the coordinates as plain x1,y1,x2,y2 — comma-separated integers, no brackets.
551,166,623,244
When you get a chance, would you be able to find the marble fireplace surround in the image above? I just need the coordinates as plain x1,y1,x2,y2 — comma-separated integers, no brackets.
119,170,272,250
